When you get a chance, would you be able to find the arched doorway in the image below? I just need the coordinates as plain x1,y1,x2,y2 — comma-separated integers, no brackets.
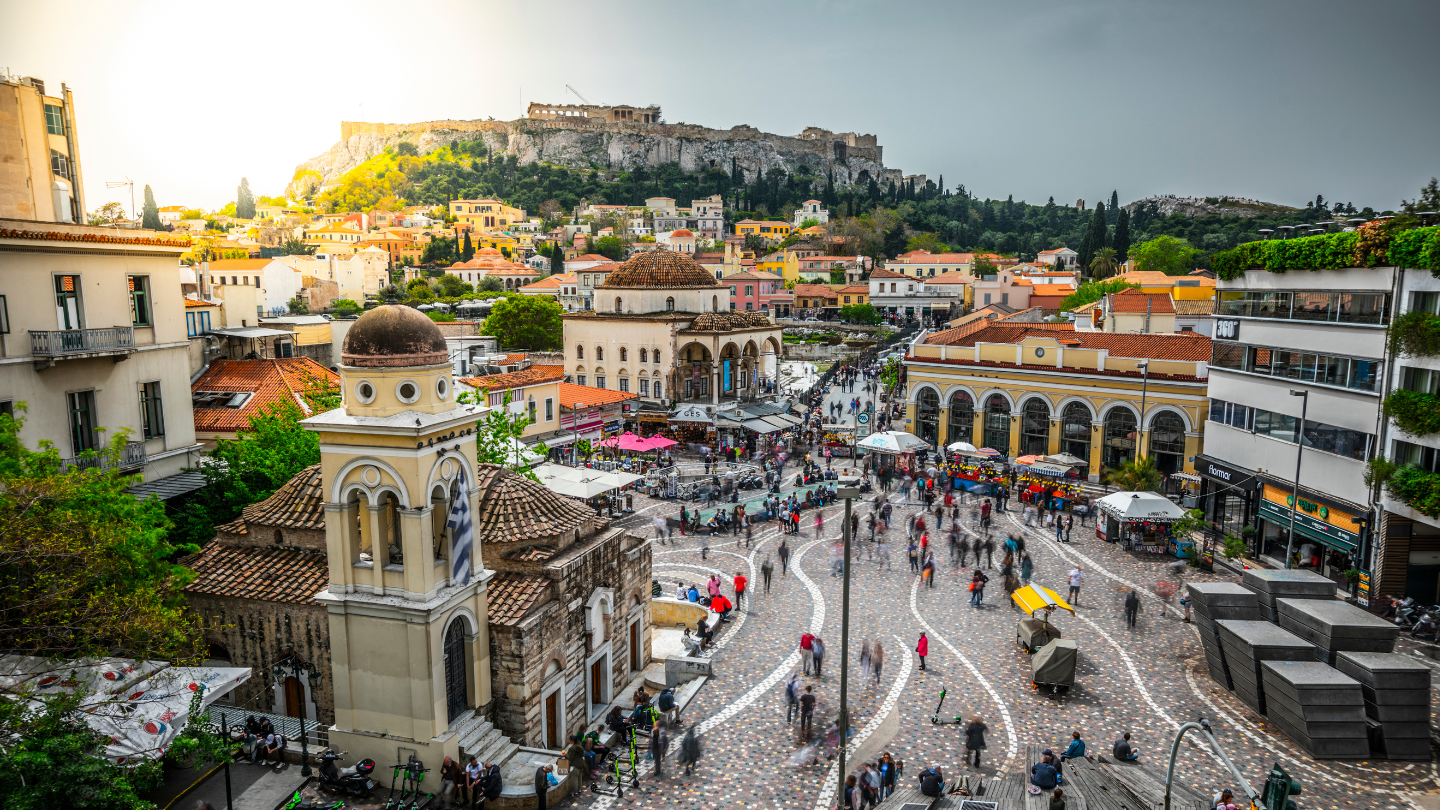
1061,402,1093,461
983,395,1011,453
443,618,468,722
947,392,974,444
915,388,940,446
1148,411,1187,475
1103,407,1138,470
1020,398,1050,456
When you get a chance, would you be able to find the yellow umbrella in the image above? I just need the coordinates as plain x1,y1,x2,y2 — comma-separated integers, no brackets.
1011,583,1075,616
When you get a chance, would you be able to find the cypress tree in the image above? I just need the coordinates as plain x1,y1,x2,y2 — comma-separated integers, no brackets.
1113,208,1131,264
236,177,255,219
462,231,474,261
1078,203,1107,273
938,175,944,197
550,244,564,276
141,185,160,230
1107,190,1119,225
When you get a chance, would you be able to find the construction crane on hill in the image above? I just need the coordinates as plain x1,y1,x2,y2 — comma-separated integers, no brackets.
566,84,597,106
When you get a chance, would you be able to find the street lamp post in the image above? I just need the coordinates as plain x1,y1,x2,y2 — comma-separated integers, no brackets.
572,401,586,465
1135,361,1150,470
272,655,323,776
834,474,862,804
1285,390,1309,569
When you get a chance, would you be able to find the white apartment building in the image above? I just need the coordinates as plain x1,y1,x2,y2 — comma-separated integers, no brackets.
793,199,830,226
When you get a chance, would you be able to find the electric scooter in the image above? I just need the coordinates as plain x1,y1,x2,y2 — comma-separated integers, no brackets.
930,686,963,725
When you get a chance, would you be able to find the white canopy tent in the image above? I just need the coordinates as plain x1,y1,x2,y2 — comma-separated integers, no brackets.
0,656,250,764
856,431,930,455
532,463,644,499
1095,491,1187,523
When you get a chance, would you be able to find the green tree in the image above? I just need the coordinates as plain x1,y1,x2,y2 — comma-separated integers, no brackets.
1113,207,1131,263
550,246,565,276
1060,278,1140,311
1108,190,1119,224
461,231,474,261
1089,247,1119,279
141,185,160,230
287,295,309,314
1105,455,1164,492
279,235,316,256
829,267,847,285
1131,235,1198,276
1077,203,1108,273
457,388,547,478
479,275,504,292
838,303,880,324
593,235,625,261
396,141,419,156
331,298,363,317
87,201,127,225
482,295,563,351
422,236,457,265
882,218,908,258
972,256,998,278
436,273,472,298
236,177,256,219
1402,178,1440,214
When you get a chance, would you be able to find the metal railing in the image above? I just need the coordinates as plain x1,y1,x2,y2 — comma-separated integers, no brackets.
30,326,135,356
62,441,146,472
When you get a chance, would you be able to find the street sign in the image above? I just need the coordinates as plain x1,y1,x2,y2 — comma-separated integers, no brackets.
857,413,870,424
858,426,871,438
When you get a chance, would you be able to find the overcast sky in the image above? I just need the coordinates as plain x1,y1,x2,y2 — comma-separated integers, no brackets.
5,0,1437,215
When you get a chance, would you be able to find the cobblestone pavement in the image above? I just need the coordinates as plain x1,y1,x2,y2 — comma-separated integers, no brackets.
564,384,1439,810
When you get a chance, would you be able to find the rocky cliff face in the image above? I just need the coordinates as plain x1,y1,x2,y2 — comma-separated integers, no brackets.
289,118,901,198
1123,195,1297,219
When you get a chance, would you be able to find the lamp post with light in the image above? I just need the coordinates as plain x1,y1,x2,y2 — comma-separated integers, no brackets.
834,473,862,803
272,654,323,776
1284,390,1308,569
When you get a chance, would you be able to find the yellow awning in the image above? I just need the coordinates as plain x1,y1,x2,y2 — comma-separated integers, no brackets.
1011,583,1075,616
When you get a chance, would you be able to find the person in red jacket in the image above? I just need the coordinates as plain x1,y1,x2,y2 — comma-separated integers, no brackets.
733,572,747,608
916,632,929,671
711,593,733,623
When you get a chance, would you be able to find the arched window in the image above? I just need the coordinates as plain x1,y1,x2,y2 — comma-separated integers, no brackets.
983,394,1011,453
596,346,604,361
619,347,627,362
443,618,468,722
1103,407,1138,470
1061,402,1093,462
639,348,647,363
712,295,718,311
947,391,974,443
1021,398,1051,456
1148,410,1187,475
615,297,622,313
576,345,584,360
653,350,661,364
915,388,940,446
666,297,675,311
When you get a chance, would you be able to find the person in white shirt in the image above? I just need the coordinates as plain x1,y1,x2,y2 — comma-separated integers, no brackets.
1067,566,1084,605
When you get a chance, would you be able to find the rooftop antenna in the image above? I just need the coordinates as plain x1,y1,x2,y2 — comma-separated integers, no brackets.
105,176,135,221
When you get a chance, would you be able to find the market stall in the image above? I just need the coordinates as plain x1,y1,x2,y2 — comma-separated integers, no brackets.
1095,490,1189,555
821,423,857,458
856,430,930,473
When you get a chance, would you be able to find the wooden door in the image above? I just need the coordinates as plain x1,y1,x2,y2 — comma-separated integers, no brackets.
283,676,302,718
629,622,640,672
590,655,607,707
544,691,560,749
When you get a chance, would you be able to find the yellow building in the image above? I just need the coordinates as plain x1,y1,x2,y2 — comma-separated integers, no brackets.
449,199,525,230
304,221,366,252
1113,269,1216,302
0,74,84,223
734,219,794,243
905,322,1212,481
459,363,564,441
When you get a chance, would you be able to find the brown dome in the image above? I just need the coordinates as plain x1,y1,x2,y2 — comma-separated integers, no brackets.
598,249,724,289
341,305,449,368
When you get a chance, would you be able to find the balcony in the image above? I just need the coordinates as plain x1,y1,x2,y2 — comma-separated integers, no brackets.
30,327,135,369
62,441,147,473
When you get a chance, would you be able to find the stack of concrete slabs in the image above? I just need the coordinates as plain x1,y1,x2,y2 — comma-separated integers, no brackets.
1188,583,1262,689
1241,569,1336,622
1260,660,1370,759
1216,620,1315,714
1336,652,1431,760
1276,598,1399,666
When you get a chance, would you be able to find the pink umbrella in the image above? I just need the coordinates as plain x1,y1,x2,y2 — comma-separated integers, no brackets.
617,433,653,452
642,436,678,450
597,436,622,448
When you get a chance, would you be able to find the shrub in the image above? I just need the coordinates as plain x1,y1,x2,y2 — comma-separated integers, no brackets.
1383,389,1440,436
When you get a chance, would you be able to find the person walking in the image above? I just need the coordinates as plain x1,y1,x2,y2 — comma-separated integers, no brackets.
983,537,995,569
800,685,817,736
872,641,885,684
779,540,791,576
800,632,815,675
785,673,800,723
1067,566,1083,605
970,569,989,607
1064,513,1074,543
964,716,989,768
1020,553,1033,586
860,640,872,677
533,764,554,810
812,635,827,678
649,720,669,778
733,571,747,610
678,725,703,776
1055,514,1065,544
916,632,928,671
761,556,774,594
1124,589,1140,628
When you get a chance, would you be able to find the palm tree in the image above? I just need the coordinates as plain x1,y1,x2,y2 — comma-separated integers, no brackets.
1105,455,1164,492
1089,247,1118,279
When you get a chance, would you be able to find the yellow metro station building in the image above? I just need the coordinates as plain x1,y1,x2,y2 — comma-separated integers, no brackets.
903,322,1213,482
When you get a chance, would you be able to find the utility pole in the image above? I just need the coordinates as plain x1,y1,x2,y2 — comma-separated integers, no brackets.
834,473,861,802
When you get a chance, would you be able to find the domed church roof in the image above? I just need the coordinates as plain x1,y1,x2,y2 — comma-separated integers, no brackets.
597,250,724,289
341,305,449,368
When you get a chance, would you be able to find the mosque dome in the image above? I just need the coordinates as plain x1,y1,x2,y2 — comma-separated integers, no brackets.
341,305,449,368
597,250,723,289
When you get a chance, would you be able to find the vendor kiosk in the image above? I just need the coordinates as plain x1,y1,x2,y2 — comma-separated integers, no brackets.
1095,491,1189,556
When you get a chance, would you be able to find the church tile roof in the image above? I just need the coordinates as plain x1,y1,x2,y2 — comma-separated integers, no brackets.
487,574,552,626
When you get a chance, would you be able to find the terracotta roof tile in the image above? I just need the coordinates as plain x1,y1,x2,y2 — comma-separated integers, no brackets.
1173,298,1216,315
0,226,189,248
685,311,774,331
192,358,340,433
868,267,907,279
929,323,1211,361
473,463,595,544
1028,296,1068,309
557,383,637,407
181,541,328,604
1108,289,1176,313
227,465,326,534
487,574,552,626
1029,284,1076,296
460,366,564,391
599,250,723,289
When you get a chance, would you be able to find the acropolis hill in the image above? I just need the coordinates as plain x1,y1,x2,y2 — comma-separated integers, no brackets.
291,101,903,194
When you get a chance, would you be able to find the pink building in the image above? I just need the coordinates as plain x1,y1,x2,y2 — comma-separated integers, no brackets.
723,270,785,313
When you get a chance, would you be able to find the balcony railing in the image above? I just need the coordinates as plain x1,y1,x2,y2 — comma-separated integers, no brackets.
31,327,135,357
62,441,147,472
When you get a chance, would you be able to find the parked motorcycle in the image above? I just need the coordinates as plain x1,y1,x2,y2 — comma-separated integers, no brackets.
1386,596,1421,629
1411,607,1440,642
317,749,376,798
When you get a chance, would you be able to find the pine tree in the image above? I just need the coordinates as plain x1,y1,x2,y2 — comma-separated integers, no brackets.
1113,208,1131,264
550,246,564,276
236,177,256,219
141,185,160,230
462,231,474,261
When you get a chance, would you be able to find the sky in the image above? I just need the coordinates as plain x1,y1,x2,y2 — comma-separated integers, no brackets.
4,0,1438,216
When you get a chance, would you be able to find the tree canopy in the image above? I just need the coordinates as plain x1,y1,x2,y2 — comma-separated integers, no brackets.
236,177,255,219
1131,235,1199,276
140,185,160,230
1059,278,1140,311
482,295,563,351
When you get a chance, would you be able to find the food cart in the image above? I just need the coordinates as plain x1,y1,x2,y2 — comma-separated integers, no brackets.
1095,491,1189,555
1011,583,1078,693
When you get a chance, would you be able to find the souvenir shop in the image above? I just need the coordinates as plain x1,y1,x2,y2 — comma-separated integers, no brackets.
1095,490,1190,557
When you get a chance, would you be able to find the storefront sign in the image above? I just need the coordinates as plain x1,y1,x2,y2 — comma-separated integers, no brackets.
1197,456,1254,486
1259,484,1360,551
1215,317,1241,341
1356,569,1371,607
723,359,732,392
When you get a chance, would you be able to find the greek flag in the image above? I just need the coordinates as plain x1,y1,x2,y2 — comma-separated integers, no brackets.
446,467,474,586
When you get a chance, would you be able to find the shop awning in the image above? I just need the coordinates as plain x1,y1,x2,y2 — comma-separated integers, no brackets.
532,463,644,499
669,404,712,424
1028,461,1072,477
1170,471,1203,483
741,417,787,434
1096,491,1187,523
1011,583,1074,616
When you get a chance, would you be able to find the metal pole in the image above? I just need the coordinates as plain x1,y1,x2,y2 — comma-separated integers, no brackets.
1164,719,1259,810
1284,391,1308,569
836,489,855,802
1137,361,1149,467
220,710,233,810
